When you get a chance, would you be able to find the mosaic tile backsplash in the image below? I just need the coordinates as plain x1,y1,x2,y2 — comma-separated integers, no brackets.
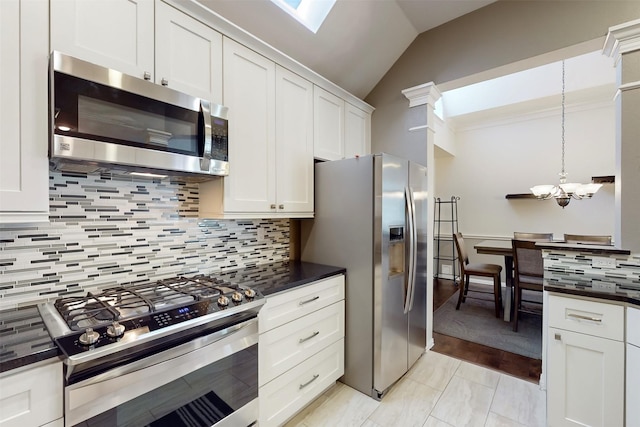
0,172,290,309
543,248,640,291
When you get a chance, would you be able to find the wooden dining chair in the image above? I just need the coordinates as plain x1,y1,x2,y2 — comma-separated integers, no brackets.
563,234,612,245
513,232,553,241
512,239,544,332
453,232,503,318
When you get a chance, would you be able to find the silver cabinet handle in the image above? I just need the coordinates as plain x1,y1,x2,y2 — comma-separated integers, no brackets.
299,331,320,343
299,374,319,389
270,204,276,209
567,313,602,322
161,78,169,86
555,333,562,341
299,296,319,306
143,71,151,81
279,204,284,210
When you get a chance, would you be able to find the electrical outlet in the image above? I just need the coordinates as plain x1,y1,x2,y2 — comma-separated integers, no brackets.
591,257,617,269
592,281,617,292
442,265,452,275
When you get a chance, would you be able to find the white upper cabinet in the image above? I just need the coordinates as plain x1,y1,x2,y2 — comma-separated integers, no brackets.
155,1,223,104
199,39,313,218
50,0,222,103
275,66,314,215
314,87,344,161
201,37,276,216
50,0,155,80
314,86,371,161
0,0,49,224
345,102,371,159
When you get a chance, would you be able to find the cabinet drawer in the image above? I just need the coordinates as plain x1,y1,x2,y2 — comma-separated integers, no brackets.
259,338,344,427
548,294,624,341
259,275,344,333
260,300,344,385
627,306,640,347
0,360,63,427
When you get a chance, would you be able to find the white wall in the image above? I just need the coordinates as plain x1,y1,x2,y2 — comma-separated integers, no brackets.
435,100,616,240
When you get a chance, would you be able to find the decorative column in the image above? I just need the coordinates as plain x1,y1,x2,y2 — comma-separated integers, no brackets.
401,82,442,350
603,19,640,253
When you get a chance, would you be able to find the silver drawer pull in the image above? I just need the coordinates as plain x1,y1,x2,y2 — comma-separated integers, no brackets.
555,333,562,341
299,296,320,306
299,374,320,389
299,331,320,343
567,313,602,322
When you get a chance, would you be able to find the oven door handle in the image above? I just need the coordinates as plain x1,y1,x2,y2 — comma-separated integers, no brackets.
72,317,257,388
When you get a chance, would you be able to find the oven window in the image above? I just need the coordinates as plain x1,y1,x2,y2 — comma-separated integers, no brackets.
73,343,258,427
54,72,202,157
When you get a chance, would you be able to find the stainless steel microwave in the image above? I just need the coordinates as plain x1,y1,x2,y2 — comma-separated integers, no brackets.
49,51,229,179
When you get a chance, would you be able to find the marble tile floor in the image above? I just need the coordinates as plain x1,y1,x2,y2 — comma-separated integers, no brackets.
284,350,546,427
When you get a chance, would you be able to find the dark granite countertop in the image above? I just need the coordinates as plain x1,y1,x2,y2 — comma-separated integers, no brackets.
0,305,60,374
0,260,345,374
544,271,640,306
219,260,346,297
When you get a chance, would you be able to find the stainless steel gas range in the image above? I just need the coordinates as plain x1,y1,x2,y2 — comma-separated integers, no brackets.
38,274,264,427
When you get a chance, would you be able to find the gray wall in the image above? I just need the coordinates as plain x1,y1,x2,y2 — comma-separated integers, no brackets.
365,1,640,161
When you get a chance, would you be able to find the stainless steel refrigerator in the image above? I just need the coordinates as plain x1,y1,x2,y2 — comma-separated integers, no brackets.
300,153,428,399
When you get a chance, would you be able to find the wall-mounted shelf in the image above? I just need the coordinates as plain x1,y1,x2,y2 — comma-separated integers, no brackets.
506,175,615,199
505,193,537,199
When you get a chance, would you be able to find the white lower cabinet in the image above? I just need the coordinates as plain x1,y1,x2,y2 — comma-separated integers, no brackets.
546,294,624,427
627,306,640,427
258,275,345,426
0,360,63,427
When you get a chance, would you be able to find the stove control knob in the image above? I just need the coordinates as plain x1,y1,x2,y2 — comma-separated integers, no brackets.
79,328,100,346
106,321,125,338
244,288,256,299
231,291,243,303
217,295,229,307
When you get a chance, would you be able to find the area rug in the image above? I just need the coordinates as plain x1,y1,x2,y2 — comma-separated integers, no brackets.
433,289,543,359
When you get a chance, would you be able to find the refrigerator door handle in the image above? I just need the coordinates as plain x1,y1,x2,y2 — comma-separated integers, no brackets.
404,186,416,314
407,186,418,311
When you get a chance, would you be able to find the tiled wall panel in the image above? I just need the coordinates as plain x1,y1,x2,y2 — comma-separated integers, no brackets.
0,172,290,309
543,249,640,292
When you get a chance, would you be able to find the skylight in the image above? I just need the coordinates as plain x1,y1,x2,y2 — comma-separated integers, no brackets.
271,0,336,33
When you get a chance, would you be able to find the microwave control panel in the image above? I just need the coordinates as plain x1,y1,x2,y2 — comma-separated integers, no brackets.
211,117,228,162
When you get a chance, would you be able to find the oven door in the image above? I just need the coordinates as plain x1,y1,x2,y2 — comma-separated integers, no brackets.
65,317,258,427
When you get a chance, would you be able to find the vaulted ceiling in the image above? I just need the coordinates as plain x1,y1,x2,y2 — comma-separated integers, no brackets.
195,0,496,99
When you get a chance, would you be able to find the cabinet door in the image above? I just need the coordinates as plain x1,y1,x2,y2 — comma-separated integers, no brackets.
344,102,371,159
222,38,276,213
50,0,154,79
155,1,223,104
0,0,49,223
547,327,624,427
628,343,640,427
0,361,63,427
313,86,344,161
275,66,314,215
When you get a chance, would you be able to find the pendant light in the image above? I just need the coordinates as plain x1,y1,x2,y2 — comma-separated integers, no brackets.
530,60,602,208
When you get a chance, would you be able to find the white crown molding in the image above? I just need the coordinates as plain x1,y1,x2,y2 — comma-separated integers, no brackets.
402,82,442,107
603,18,640,63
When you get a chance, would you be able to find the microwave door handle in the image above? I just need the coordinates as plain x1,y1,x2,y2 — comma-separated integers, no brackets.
200,100,212,171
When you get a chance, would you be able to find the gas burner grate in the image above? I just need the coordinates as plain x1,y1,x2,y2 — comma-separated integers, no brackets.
54,274,243,331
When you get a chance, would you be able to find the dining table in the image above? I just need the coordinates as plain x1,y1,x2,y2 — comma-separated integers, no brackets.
473,239,514,322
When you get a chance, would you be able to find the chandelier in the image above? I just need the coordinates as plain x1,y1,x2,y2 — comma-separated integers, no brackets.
530,60,602,208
